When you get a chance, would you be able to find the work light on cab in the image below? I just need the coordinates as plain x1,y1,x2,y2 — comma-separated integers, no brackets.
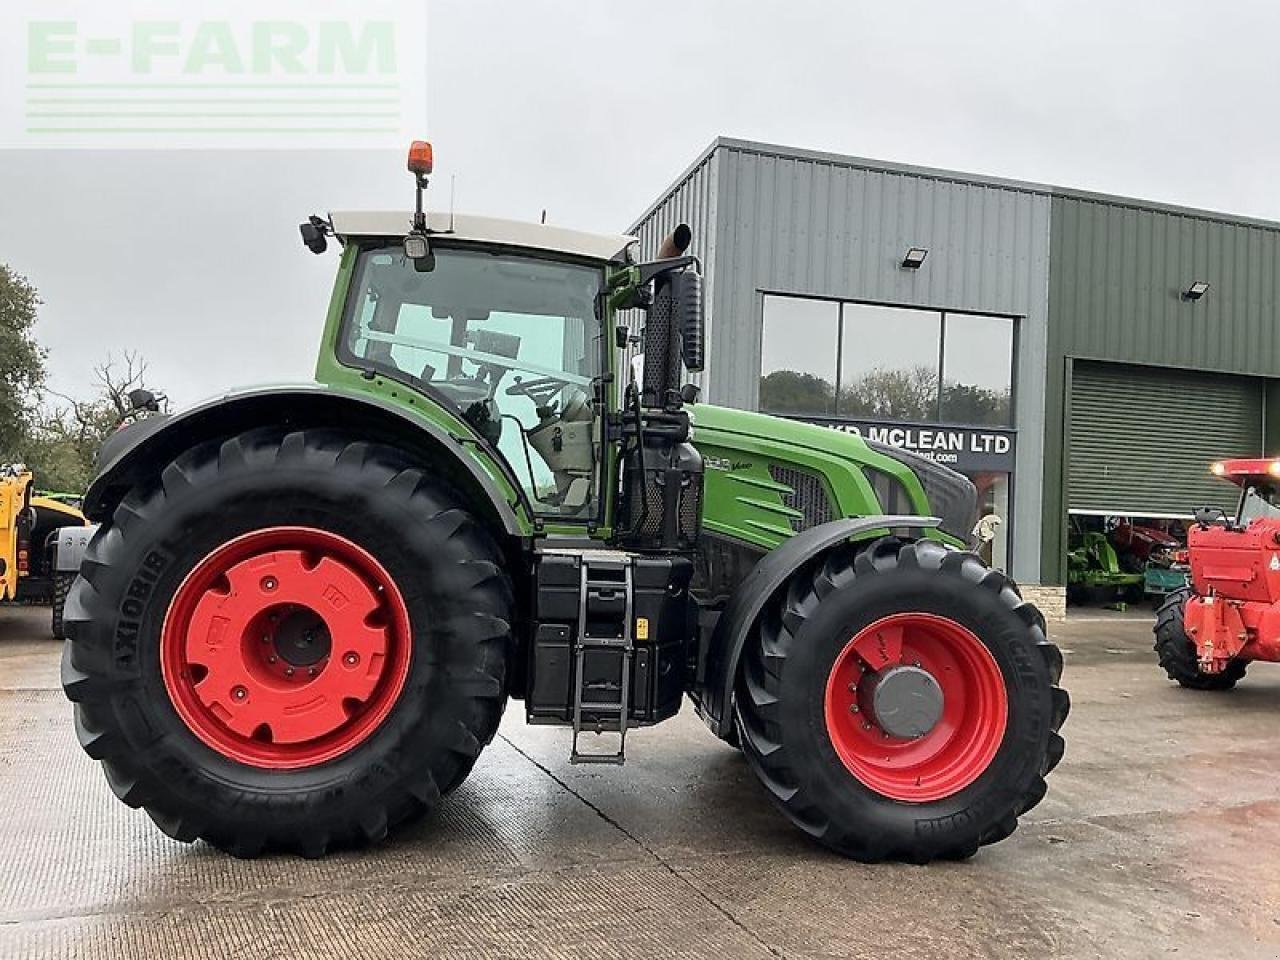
404,140,435,267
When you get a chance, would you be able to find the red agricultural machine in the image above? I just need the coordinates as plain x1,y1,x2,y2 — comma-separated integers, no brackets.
1155,459,1280,689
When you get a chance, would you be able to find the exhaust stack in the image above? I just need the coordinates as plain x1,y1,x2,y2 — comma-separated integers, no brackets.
641,224,695,410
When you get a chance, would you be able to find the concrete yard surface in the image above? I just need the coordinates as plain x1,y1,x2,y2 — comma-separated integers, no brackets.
3,602,1280,959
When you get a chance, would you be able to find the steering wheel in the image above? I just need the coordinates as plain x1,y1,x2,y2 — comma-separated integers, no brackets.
505,375,571,410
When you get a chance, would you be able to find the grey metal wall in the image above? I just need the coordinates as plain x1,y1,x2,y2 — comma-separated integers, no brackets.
655,140,1053,582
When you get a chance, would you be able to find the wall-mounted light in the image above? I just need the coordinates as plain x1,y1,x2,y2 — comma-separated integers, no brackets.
901,247,929,270
1183,280,1210,301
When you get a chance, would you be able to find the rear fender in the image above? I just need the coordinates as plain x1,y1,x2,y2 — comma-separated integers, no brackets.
83,386,527,540
696,515,940,740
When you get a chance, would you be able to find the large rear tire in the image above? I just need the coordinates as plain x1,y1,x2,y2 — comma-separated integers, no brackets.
1153,586,1246,690
735,536,1068,863
62,429,513,857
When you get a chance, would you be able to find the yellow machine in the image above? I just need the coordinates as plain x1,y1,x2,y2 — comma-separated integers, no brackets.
0,465,88,606
0,467,35,602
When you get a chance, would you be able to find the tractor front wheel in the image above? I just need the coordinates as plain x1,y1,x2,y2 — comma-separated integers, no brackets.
62,429,513,857
1153,586,1246,690
735,536,1068,862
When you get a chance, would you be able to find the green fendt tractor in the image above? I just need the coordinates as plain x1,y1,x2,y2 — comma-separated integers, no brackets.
62,143,1067,862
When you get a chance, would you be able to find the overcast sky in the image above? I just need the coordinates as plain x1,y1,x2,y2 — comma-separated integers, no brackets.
5,0,1280,406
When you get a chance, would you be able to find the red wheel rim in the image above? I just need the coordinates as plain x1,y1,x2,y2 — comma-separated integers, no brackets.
823,613,1008,802
160,527,412,769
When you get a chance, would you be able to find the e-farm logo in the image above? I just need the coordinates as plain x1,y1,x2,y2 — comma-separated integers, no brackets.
2,2,426,148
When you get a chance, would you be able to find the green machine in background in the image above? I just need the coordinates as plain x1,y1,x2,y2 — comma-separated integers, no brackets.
1067,528,1144,604
61,142,1067,866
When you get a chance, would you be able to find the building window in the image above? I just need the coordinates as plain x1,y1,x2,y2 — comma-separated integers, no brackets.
839,304,942,423
759,295,1014,427
759,296,839,415
759,295,1018,570
941,312,1014,427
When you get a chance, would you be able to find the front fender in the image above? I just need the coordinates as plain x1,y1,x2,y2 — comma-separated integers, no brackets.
83,385,527,539
697,515,940,739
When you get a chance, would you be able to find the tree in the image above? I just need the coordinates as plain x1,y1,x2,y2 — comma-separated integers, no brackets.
0,264,46,462
759,369,835,414
27,352,165,493
839,365,940,422
941,381,1011,426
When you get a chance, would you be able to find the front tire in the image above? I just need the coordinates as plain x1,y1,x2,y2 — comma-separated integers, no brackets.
63,429,513,857
1153,586,1246,690
735,537,1068,863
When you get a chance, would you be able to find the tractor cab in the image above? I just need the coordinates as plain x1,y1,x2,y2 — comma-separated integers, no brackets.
1209,459,1280,524
1184,460,1280,607
304,143,705,544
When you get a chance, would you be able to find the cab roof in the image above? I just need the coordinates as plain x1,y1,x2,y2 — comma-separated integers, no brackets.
329,211,637,264
1211,458,1280,486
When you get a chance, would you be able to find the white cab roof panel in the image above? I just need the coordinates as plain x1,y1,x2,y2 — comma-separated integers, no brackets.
329,211,636,263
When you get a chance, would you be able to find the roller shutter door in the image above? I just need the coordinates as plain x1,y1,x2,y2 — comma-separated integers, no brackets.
1068,361,1264,517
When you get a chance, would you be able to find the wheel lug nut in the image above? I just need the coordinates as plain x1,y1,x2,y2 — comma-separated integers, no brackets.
847,683,857,693
268,655,277,664
308,668,317,677
343,652,359,667
848,704,859,713
232,686,247,701
285,667,294,677
261,576,277,592
862,721,871,731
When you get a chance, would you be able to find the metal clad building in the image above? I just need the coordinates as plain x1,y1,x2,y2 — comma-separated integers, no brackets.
633,138,1052,584
1042,193,1280,584
633,138,1280,596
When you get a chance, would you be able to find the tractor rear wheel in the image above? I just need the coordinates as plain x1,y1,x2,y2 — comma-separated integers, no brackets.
62,429,513,857
735,536,1067,863
1154,586,1246,690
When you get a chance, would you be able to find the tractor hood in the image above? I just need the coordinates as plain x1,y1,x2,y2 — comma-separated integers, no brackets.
689,403,978,546
692,404,876,460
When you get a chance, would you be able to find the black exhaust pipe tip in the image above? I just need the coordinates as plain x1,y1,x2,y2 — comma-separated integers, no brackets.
657,223,692,259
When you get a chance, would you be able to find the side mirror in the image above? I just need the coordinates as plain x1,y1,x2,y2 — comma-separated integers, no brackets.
670,269,704,372
299,215,330,255
126,388,157,412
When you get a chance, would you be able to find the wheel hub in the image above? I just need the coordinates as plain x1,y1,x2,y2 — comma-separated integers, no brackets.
270,607,332,667
823,612,1009,802
160,526,412,770
867,664,944,739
